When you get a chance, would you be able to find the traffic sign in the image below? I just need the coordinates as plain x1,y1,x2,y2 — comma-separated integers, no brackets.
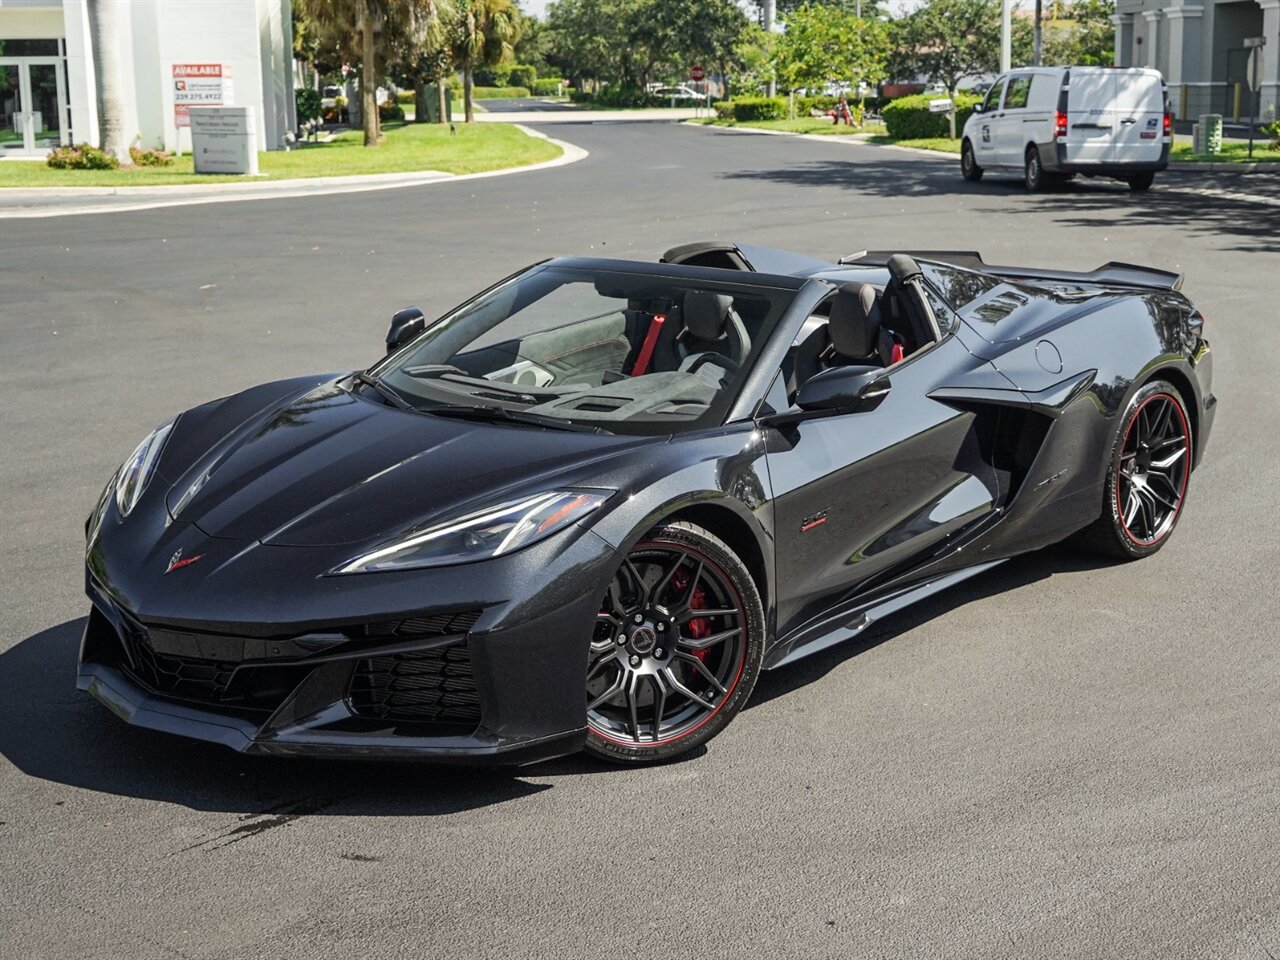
690,65,705,82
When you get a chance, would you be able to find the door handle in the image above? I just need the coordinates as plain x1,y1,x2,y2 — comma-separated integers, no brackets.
1120,118,1136,125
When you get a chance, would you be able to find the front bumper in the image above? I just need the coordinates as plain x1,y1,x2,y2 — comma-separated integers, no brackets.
78,524,615,763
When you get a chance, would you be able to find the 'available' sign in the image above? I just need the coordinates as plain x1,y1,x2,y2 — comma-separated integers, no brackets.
173,64,234,128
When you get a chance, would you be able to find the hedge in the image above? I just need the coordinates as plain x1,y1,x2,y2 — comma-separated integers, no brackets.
507,65,537,90
729,96,787,122
571,87,667,108
533,78,565,97
882,92,981,139
471,85,530,99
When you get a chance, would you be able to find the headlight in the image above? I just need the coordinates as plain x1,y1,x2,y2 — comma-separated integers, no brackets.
115,418,175,518
333,489,611,574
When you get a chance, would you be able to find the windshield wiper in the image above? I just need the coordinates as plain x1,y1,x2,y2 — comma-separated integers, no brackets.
349,371,414,411
424,403,610,434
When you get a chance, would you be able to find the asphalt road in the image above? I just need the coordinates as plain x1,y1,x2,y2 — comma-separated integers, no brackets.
1,118,1278,960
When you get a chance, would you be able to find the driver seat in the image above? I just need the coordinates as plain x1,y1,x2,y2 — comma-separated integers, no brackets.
673,291,751,387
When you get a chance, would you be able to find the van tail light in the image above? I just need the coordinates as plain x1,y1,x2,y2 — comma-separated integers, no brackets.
1163,111,1172,136
1054,111,1068,139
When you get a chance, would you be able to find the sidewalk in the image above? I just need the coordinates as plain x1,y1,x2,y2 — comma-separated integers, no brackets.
0,126,586,219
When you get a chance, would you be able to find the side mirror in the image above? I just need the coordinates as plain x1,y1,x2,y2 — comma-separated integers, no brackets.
796,365,891,414
971,102,985,114
386,306,427,353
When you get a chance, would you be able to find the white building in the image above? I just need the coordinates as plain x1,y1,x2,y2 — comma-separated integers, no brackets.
0,0,295,158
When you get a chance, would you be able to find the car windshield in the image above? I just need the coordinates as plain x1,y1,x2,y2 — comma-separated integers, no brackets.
373,263,799,436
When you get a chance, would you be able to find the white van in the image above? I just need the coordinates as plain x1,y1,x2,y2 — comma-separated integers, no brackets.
960,67,1170,192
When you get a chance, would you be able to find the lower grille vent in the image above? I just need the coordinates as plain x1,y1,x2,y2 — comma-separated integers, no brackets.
348,645,481,724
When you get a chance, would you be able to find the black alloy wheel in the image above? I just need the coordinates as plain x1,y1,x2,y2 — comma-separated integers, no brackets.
961,140,983,182
1079,380,1193,559
584,522,764,763
1024,146,1044,192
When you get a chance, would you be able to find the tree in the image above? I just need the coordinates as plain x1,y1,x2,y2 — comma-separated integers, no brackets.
674,0,752,99
1043,0,1115,66
300,0,444,145
86,0,126,161
895,0,1031,135
776,3,889,98
452,0,522,122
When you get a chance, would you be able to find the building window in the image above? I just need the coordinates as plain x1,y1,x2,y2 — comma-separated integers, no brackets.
0,40,62,57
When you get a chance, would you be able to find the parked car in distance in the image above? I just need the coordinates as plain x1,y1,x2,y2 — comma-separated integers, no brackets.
652,85,703,102
961,66,1170,192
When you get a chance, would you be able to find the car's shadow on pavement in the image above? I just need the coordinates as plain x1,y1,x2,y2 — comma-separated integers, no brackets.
0,622,550,816
746,543,1122,710
2,547,1113,806
722,157,1279,253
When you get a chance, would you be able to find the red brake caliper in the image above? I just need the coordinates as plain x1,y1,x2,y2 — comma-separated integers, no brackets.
672,569,712,663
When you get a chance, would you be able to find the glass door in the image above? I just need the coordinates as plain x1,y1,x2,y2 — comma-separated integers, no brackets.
0,60,24,157
0,58,68,155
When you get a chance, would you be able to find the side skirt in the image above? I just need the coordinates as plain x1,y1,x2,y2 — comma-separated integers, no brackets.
762,559,1007,670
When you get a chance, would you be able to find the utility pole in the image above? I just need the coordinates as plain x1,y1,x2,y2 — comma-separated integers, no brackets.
1001,0,1012,73
1033,0,1043,65
763,0,776,96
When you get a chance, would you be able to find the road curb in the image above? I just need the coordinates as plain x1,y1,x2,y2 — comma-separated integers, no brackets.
0,127,588,219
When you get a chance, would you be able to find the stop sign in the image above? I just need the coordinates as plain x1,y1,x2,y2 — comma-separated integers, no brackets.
690,65,705,82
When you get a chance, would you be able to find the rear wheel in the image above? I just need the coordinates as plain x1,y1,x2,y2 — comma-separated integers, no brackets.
1077,380,1193,560
961,139,983,181
584,522,764,764
1024,146,1044,192
1128,172,1155,192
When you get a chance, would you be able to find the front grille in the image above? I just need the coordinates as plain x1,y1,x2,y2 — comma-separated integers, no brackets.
348,644,482,724
348,610,482,641
121,623,238,703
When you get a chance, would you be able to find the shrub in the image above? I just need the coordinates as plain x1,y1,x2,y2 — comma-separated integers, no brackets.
1264,118,1280,150
46,143,118,169
730,96,786,122
508,64,537,90
396,89,416,104
470,85,531,100
474,65,511,87
713,100,735,120
128,146,174,167
379,101,405,122
882,92,981,139
533,78,564,96
295,87,322,123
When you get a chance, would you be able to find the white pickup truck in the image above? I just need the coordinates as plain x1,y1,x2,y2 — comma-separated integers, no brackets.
961,67,1171,192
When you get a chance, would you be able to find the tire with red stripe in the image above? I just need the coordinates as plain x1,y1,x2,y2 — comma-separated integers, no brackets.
1076,379,1193,560
584,522,765,764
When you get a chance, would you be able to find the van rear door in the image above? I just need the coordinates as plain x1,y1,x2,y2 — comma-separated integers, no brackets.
1111,71,1166,163
1063,69,1115,164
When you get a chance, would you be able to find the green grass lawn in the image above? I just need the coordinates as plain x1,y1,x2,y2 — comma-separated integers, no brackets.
865,135,962,154
0,120,560,188
698,117,886,137
1170,137,1280,163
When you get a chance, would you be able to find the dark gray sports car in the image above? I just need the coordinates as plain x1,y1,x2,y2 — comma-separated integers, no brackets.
80,243,1215,764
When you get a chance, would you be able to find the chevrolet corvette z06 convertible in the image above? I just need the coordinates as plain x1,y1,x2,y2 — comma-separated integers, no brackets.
80,243,1215,764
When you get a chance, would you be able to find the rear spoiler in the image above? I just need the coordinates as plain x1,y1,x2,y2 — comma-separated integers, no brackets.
840,250,1184,292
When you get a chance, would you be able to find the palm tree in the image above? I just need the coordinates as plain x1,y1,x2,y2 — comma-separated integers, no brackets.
86,0,126,160
452,0,521,123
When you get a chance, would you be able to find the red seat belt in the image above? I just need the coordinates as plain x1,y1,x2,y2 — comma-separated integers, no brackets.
630,314,666,376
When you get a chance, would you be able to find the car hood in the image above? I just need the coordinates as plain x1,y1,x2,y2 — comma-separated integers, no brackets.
165,380,655,547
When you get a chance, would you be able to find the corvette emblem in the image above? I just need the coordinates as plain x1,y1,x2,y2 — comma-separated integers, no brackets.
165,548,204,574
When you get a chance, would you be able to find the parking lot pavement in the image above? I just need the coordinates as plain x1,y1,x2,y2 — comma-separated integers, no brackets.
1,120,1277,960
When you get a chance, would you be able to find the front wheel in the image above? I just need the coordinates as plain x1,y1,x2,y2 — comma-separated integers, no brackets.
1076,380,1193,560
584,521,764,764
961,139,983,181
